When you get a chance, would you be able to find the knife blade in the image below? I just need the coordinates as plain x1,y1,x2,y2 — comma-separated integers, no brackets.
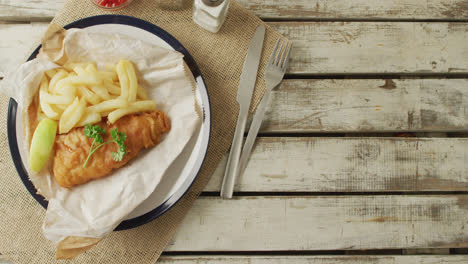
220,25,266,199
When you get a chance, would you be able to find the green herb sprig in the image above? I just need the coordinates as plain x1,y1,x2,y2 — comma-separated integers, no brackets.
83,124,127,168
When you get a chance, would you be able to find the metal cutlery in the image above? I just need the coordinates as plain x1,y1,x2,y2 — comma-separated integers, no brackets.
220,25,266,199
238,38,292,177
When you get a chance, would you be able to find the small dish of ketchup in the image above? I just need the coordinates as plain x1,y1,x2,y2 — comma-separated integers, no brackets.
92,0,134,10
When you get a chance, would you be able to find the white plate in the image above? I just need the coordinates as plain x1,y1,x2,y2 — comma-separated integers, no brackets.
7,15,211,230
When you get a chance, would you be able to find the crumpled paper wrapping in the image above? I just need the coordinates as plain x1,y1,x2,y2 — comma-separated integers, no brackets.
1,28,199,258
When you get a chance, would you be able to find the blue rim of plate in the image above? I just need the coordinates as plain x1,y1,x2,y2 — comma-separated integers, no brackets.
7,15,211,231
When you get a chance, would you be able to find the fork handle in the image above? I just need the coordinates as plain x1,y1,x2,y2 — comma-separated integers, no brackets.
220,106,249,199
238,88,272,177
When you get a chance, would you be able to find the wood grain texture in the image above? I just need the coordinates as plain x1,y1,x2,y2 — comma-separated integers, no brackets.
0,23,45,77
166,196,468,251
3,22,468,76
158,255,468,264
239,0,468,20
2,0,468,21
206,137,468,192
258,79,468,133
269,22,468,74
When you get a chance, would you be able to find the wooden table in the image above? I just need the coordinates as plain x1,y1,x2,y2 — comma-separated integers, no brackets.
2,1,468,263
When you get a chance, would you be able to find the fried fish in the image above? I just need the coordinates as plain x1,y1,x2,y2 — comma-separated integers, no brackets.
53,110,170,188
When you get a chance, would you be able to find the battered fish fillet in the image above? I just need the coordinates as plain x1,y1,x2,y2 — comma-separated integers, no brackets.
53,111,170,188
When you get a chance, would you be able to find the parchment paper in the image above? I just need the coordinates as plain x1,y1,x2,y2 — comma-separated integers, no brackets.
1,28,199,248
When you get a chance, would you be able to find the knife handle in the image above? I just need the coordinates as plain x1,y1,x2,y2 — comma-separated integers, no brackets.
221,107,248,199
238,89,271,177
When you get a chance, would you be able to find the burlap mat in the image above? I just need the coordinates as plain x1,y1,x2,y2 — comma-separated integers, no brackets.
0,0,282,263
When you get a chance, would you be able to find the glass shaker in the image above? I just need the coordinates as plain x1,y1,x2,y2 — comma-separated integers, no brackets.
193,0,230,33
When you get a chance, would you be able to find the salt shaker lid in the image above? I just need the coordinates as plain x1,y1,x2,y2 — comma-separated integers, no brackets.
202,0,224,7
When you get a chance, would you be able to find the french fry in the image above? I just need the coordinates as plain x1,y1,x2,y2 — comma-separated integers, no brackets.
50,104,65,115
86,64,118,81
104,80,121,95
39,92,59,120
59,98,86,134
73,66,88,76
124,60,138,102
108,100,156,123
87,98,128,114
77,86,101,105
39,76,49,92
55,85,77,98
77,112,101,127
104,63,116,72
44,69,57,79
40,91,75,105
89,85,111,100
49,69,68,92
104,71,118,81
38,59,156,132
54,77,73,92
99,111,112,117
116,60,129,100
137,85,148,100
53,104,67,111
68,74,102,85
85,63,98,73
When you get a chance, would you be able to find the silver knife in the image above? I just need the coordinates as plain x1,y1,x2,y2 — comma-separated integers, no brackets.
220,25,265,199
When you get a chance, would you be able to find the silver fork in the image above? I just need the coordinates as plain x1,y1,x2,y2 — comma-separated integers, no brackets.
238,38,293,177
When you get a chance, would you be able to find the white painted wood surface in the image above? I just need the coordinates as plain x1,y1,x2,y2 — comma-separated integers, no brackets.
206,137,468,192
166,196,468,251
259,79,468,133
3,22,468,76
0,23,46,77
269,22,468,74
158,255,468,264
2,0,468,21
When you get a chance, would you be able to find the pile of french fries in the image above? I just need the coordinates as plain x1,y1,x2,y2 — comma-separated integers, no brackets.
38,59,156,134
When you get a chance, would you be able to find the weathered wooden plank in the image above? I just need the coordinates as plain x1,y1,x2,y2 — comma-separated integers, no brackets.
240,0,468,20
0,23,45,77
206,137,468,192
2,22,468,76
2,0,468,21
269,22,468,74
158,255,468,264
166,196,468,251
259,79,468,133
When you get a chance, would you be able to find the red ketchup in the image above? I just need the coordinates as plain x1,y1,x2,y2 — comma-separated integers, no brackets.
93,0,132,9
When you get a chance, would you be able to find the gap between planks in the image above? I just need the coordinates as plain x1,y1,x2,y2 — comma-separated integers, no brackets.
157,255,468,264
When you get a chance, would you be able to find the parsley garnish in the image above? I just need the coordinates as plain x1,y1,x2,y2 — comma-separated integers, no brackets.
83,124,127,168
110,128,127,162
